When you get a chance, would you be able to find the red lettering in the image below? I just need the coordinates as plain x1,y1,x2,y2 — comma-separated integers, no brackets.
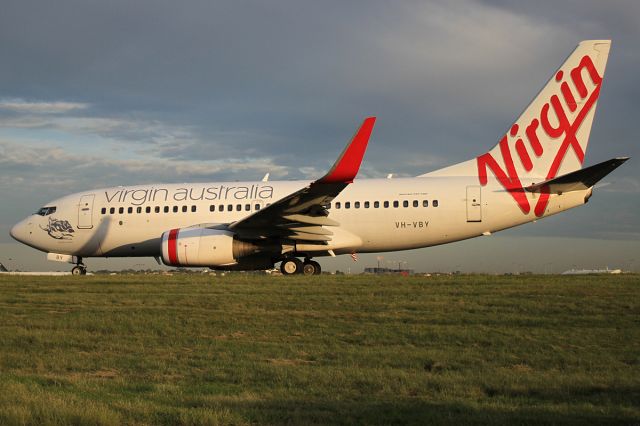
477,136,530,214
571,55,602,98
525,119,543,156
561,81,577,112
515,139,533,171
477,55,603,218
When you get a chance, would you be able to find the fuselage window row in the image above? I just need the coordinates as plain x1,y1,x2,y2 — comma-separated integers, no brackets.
101,205,199,215
329,199,438,209
100,203,268,216
99,199,437,215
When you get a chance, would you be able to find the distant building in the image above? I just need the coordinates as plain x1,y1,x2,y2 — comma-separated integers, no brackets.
561,268,622,275
364,267,414,275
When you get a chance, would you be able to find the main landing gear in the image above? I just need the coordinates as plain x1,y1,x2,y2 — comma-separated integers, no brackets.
280,258,321,276
71,258,87,276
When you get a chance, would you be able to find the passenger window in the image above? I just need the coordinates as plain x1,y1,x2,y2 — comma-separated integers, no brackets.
119,207,124,214
164,206,169,213
155,206,160,213
236,204,242,211
384,201,389,208
101,208,106,215
137,207,142,213
354,201,360,209
393,201,399,208
146,206,151,213
128,207,133,214
433,200,439,207
413,200,418,208
227,204,233,212
182,205,188,213
209,205,215,212
191,205,197,212
403,200,408,208
255,204,261,210
364,201,370,208
374,201,379,208
218,205,224,212
110,207,115,214
335,202,341,209
423,200,428,207
173,206,178,213
345,202,351,209
245,204,250,211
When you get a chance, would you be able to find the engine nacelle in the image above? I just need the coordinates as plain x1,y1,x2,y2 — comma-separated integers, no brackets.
161,228,260,267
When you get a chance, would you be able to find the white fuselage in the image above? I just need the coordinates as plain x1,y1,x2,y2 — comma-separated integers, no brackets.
10,176,591,261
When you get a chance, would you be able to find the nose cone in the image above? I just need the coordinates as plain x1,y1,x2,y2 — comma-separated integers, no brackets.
10,219,29,244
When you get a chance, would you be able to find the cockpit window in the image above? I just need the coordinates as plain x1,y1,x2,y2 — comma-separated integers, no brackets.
36,206,57,216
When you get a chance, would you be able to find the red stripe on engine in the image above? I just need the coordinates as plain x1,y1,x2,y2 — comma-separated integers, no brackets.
167,229,179,265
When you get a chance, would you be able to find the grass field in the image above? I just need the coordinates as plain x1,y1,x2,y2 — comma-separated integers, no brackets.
0,273,638,425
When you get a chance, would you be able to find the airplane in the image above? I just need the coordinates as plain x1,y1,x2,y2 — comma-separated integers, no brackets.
10,40,629,276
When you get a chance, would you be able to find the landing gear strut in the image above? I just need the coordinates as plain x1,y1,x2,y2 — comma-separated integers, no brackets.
71,258,87,276
280,258,321,275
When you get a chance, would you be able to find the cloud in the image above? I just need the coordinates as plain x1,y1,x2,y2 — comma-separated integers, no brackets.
599,177,640,194
0,139,289,192
0,99,88,114
0,114,198,147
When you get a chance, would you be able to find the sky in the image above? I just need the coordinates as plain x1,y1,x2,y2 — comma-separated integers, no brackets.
1,0,638,273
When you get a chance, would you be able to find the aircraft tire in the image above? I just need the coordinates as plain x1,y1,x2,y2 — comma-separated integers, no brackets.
310,260,321,275
281,258,303,275
302,263,316,276
71,266,85,276
303,260,321,275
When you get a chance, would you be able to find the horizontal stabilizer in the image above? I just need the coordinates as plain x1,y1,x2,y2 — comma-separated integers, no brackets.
525,157,629,194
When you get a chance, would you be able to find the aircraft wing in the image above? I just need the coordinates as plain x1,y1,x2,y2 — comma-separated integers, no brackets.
226,117,376,243
525,157,629,194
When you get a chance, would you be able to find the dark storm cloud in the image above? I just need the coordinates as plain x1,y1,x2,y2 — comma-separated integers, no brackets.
0,0,577,166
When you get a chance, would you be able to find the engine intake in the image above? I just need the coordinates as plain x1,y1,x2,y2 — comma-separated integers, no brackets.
161,228,262,267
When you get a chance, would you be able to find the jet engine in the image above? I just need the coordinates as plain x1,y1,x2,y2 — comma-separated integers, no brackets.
161,228,271,268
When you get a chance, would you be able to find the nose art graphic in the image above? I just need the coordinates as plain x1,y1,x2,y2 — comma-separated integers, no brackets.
40,217,75,240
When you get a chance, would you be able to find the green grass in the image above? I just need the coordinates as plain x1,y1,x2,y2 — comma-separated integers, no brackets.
0,273,638,425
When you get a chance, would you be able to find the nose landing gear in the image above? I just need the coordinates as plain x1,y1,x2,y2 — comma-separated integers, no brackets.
71,258,87,275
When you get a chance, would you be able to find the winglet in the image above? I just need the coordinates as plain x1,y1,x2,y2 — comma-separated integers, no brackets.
317,117,376,184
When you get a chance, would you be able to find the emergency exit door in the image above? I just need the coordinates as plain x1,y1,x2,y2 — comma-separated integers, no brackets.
78,194,95,229
466,186,482,222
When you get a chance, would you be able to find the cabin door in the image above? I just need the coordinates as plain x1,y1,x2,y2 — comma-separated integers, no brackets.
466,186,482,222
78,194,95,229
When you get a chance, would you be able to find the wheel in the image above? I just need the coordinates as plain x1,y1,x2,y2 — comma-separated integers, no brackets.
280,258,303,275
309,260,321,275
302,260,321,276
302,263,315,276
71,266,85,276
